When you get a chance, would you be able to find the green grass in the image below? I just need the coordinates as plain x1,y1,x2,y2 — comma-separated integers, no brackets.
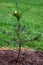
0,0,43,50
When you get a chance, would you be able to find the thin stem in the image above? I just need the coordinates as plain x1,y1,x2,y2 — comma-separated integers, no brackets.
16,19,22,62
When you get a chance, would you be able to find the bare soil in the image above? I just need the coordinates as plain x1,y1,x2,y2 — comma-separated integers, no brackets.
0,49,43,65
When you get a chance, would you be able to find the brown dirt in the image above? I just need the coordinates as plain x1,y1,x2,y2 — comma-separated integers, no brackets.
0,49,43,65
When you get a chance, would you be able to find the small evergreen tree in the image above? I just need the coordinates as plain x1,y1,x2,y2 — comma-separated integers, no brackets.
12,3,41,62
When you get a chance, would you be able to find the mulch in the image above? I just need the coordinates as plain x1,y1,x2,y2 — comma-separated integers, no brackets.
0,49,43,65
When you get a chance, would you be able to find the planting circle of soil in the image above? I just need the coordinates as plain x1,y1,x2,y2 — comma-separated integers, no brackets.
0,49,43,65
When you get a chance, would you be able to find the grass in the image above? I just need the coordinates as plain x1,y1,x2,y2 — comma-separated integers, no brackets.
0,0,43,50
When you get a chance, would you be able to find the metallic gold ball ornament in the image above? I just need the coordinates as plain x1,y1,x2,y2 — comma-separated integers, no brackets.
14,11,18,15
13,10,20,21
